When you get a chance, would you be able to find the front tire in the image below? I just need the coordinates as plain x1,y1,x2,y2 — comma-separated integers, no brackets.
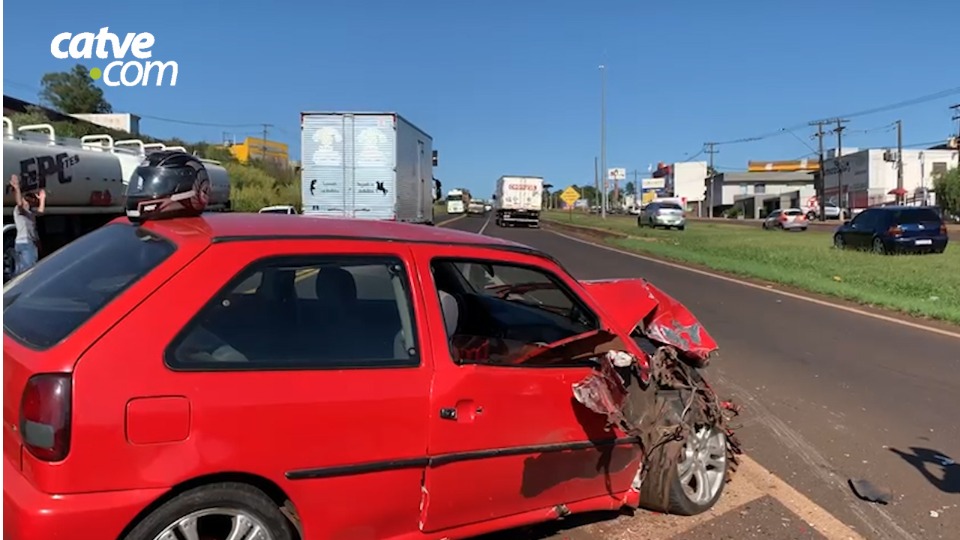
123,482,295,540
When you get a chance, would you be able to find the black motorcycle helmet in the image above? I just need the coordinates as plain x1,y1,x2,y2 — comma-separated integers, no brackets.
125,150,211,223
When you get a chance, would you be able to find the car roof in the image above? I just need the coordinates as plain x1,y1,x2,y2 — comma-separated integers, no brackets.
130,212,546,257
870,205,939,211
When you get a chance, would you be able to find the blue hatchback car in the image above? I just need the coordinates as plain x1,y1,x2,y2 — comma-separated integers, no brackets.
833,206,948,255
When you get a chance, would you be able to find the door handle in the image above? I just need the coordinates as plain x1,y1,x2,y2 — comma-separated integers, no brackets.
440,401,484,422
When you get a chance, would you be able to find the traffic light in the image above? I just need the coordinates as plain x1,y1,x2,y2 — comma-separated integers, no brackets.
432,150,439,166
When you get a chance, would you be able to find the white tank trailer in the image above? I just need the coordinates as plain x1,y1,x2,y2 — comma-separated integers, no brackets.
2,117,231,282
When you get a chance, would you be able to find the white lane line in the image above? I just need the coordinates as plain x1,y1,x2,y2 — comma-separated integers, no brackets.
436,214,467,227
548,228,960,341
477,213,492,236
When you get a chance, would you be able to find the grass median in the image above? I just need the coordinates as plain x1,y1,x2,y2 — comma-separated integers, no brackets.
544,211,960,324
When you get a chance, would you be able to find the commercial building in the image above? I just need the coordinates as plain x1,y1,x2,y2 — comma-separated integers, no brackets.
228,136,289,164
708,171,816,218
821,147,959,209
69,113,141,135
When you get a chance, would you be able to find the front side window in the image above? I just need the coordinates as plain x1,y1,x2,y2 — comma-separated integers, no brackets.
430,258,607,367
4,224,176,349
166,255,419,370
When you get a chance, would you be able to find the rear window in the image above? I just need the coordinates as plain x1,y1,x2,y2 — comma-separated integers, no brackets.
784,209,803,216
3,224,176,350
894,208,942,225
659,203,683,210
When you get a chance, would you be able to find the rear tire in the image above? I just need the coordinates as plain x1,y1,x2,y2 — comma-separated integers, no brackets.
122,482,295,540
678,225,685,231
872,236,886,255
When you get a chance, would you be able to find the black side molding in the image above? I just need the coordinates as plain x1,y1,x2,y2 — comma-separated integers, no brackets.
285,436,639,481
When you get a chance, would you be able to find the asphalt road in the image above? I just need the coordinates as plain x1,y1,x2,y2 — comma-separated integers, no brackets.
442,212,959,540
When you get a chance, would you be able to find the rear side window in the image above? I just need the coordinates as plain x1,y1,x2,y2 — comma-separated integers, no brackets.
895,208,942,224
3,224,176,350
165,256,419,370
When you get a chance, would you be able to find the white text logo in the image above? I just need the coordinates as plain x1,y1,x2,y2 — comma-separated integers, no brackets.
50,27,178,87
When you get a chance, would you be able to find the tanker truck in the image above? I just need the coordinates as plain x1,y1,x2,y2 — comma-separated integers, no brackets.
2,118,231,282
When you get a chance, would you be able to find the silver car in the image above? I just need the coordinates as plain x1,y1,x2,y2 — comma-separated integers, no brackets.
762,208,807,231
638,201,686,230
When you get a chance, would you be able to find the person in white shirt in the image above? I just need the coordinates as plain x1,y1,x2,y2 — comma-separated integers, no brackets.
8,174,45,276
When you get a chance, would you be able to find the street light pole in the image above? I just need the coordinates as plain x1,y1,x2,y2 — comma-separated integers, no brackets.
600,64,607,220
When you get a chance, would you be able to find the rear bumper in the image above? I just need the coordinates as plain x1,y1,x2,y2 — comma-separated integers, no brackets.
782,222,807,230
653,217,685,227
4,456,166,540
890,236,948,252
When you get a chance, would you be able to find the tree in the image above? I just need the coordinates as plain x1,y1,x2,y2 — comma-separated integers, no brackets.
933,166,960,216
40,64,112,114
624,181,636,196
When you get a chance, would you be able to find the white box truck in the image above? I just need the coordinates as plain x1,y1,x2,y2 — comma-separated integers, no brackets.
300,112,440,224
494,175,544,227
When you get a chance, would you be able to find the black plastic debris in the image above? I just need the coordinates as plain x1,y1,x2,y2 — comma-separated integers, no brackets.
849,478,893,504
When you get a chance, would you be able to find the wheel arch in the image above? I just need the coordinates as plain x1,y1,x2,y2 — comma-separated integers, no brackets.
116,471,303,540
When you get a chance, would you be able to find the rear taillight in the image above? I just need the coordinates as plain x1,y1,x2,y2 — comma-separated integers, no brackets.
888,225,903,236
19,373,72,462
941,224,948,235
779,214,788,222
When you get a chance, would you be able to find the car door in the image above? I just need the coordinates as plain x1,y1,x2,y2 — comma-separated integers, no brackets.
413,245,643,533
81,239,434,539
846,210,875,248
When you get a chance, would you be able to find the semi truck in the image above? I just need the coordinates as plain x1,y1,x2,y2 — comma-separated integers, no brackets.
446,188,471,214
300,111,440,224
2,118,231,283
494,175,544,227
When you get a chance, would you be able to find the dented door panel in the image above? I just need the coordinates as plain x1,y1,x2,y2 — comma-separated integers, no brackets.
414,246,645,534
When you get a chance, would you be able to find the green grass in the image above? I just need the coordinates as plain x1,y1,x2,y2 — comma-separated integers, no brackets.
544,211,960,324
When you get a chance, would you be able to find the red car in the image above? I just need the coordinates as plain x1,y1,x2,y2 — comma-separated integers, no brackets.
3,213,739,540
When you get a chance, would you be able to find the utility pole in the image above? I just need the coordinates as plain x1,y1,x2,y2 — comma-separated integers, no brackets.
594,156,600,209
809,120,828,222
599,64,607,219
895,120,904,205
704,142,718,217
260,123,273,160
832,119,848,211
951,104,960,140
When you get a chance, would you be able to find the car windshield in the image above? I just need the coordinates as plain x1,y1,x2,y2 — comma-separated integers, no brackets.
3,224,176,350
448,195,463,201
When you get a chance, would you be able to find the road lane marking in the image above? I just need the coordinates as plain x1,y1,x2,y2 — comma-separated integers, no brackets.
478,213,492,235
436,214,466,227
737,455,866,540
548,229,960,341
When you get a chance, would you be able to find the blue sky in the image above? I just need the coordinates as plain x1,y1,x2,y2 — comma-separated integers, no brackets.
4,0,959,197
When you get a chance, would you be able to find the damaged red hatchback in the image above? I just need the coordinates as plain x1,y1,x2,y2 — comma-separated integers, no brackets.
3,212,740,540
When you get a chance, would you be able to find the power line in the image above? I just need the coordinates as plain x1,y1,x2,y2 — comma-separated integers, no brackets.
712,86,960,146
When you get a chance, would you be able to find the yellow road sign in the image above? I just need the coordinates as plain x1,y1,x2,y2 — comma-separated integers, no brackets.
560,186,581,206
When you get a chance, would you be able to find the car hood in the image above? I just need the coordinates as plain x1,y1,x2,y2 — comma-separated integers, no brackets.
580,278,718,366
